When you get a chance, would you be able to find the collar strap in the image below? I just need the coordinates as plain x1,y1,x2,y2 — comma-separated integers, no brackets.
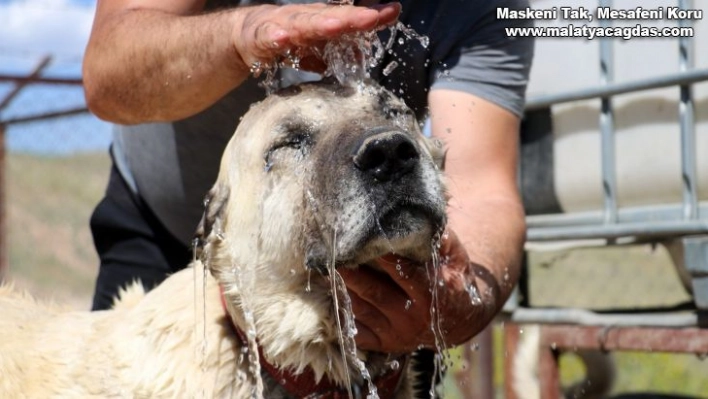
219,286,407,398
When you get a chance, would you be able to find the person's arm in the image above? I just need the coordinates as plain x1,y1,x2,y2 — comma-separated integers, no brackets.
82,0,400,124
341,91,526,352
428,89,526,335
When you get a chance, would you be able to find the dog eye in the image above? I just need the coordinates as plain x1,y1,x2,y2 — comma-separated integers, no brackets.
283,133,308,149
264,133,312,172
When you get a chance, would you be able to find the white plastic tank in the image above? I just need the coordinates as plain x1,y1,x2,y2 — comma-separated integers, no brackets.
524,0,708,214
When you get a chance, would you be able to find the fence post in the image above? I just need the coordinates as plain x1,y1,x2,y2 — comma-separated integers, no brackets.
0,123,6,282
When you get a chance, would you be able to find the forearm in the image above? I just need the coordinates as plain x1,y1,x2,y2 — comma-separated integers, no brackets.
447,192,526,330
83,8,247,124
430,89,527,340
83,2,401,124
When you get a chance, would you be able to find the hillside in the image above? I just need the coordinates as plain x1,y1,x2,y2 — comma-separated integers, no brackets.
5,152,110,309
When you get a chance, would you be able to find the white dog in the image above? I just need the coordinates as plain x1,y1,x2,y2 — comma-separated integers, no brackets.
0,79,447,398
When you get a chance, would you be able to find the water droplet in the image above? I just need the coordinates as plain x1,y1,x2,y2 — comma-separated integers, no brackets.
466,284,483,306
383,60,399,76
405,300,412,310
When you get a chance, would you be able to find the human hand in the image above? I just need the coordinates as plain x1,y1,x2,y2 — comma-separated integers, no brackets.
232,3,401,73
338,230,488,353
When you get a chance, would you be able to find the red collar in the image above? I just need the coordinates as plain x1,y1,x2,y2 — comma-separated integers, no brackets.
219,286,407,398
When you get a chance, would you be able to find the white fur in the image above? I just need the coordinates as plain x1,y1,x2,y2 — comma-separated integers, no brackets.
0,81,446,398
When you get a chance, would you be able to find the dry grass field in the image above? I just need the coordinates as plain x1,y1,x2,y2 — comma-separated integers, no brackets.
5,152,110,308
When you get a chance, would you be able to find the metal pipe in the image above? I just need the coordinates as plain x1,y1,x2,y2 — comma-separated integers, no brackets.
0,107,90,125
525,68,708,111
679,0,699,220
0,56,52,111
0,124,5,282
526,203,708,228
0,74,83,86
599,0,617,225
527,220,708,241
511,308,701,327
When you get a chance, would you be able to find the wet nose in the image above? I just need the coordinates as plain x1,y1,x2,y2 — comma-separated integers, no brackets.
353,130,420,182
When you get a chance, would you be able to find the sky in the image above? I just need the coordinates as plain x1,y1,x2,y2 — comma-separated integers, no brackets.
0,0,111,155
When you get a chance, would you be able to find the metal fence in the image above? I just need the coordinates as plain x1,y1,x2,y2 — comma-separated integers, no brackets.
503,0,708,397
0,55,109,306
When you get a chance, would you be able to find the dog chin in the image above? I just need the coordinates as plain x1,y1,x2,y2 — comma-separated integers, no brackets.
305,211,444,274
355,203,446,262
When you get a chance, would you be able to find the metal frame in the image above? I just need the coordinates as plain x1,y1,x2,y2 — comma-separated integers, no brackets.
504,322,708,399
0,56,87,281
505,0,708,397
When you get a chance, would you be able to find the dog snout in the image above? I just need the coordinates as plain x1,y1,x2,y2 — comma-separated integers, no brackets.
353,130,420,182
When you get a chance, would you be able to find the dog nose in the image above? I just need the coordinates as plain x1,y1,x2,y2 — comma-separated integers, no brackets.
353,130,420,182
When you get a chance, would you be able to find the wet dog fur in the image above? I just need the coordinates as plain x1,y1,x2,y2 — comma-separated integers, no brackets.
0,79,446,398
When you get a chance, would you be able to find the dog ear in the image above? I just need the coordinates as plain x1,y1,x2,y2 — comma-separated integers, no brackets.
194,183,230,260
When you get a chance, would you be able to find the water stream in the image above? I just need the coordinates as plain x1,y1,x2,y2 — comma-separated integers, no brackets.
238,2,480,397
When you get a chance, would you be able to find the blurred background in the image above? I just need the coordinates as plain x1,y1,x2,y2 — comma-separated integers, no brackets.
1,0,707,398
0,0,110,308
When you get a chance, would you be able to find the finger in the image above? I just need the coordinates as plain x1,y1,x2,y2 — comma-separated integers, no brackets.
338,266,410,306
325,3,400,32
346,286,389,327
241,20,289,63
283,3,400,45
372,255,432,304
340,266,431,333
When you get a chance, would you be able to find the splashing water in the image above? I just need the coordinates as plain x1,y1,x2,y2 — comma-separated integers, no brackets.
192,239,199,344
382,60,399,77
191,237,211,399
328,229,379,399
425,228,453,399
251,0,430,93
202,264,208,373
328,229,355,399
393,22,430,49
232,264,265,398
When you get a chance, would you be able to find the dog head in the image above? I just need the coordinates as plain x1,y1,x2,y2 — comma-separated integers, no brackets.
194,79,446,383
197,79,446,275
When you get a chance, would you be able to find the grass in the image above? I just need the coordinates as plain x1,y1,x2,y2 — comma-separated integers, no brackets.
5,152,110,308
5,153,708,396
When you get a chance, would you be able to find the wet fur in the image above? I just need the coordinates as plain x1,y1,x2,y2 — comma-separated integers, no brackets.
0,80,446,398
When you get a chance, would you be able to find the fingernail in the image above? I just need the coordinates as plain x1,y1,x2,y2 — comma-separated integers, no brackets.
270,29,288,46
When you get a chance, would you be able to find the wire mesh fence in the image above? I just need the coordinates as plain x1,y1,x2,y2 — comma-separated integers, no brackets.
0,56,111,308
